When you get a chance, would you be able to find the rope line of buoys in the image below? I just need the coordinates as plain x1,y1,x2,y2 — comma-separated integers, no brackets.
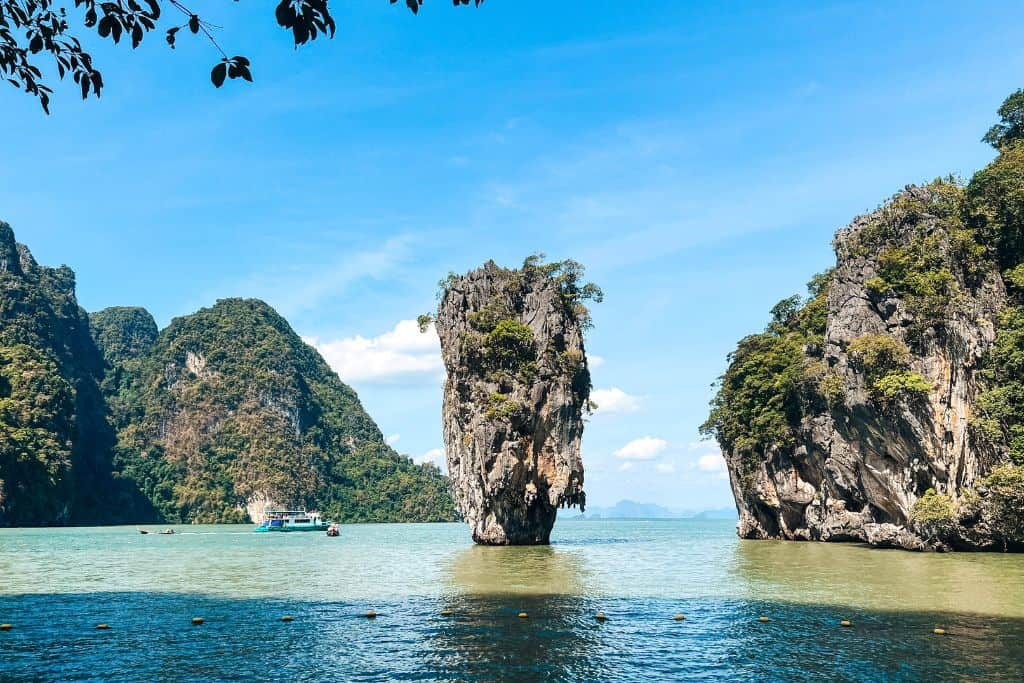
0,612,954,635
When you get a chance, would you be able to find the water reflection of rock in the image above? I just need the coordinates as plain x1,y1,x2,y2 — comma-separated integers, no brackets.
730,539,1024,618
445,544,588,596
428,545,608,679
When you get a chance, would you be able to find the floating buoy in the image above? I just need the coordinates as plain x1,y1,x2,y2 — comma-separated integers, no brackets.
365,610,377,619
595,613,607,620
191,617,204,626
840,620,852,627
758,616,771,623
673,614,686,621
281,615,294,622
95,624,110,630
517,612,529,619
440,609,453,617
0,624,11,631
933,628,947,635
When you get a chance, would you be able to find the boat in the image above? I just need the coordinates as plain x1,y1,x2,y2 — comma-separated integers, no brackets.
253,509,330,533
326,523,340,537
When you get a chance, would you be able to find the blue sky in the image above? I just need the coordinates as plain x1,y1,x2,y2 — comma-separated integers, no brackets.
2,1,1023,510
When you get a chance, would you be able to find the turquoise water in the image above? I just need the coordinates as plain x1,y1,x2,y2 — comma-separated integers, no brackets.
1,520,1023,681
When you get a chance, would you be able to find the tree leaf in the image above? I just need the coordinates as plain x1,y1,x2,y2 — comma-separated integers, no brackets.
211,62,227,88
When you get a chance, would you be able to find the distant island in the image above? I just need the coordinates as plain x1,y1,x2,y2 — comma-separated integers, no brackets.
561,500,737,520
0,225,454,527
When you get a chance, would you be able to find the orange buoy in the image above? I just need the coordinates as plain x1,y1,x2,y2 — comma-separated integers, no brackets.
840,620,852,627
758,616,771,623
440,609,453,617
595,613,607,621
0,624,11,631
281,615,294,622
673,614,686,621
517,612,529,619
365,610,377,619
191,617,204,626
933,628,947,635
96,624,110,630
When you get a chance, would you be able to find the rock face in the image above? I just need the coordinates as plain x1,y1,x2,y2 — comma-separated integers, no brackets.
436,260,594,544
715,184,1011,550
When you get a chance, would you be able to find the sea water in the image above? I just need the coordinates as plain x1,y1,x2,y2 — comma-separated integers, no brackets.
1,520,1022,681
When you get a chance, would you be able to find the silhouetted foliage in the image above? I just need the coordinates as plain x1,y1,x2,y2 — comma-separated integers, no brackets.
983,89,1024,150
1,0,483,113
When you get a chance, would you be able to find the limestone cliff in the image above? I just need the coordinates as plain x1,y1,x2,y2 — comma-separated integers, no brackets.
434,258,599,544
705,179,1023,551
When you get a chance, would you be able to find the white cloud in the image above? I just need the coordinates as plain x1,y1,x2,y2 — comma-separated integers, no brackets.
655,462,676,474
614,436,668,460
306,319,443,384
588,355,605,368
415,448,446,468
697,452,726,472
617,461,635,472
590,387,641,415
385,434,401,446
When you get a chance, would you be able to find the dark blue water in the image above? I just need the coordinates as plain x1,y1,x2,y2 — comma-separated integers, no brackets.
2,592,1022,681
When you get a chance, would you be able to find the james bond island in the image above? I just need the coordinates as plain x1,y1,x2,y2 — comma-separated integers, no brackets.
426,256,601,544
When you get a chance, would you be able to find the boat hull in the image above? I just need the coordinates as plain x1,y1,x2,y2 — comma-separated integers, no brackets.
253,524,328,533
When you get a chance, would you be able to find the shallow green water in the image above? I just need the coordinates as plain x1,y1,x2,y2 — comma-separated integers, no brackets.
1,520,1023,681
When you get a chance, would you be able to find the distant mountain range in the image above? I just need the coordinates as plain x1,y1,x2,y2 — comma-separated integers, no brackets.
562,500,737,520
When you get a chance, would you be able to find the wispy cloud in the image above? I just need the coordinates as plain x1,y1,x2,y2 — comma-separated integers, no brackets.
229,234,414,318
306,319,442,384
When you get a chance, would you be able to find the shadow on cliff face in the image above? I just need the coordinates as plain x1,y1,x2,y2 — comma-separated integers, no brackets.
1,592,1023,682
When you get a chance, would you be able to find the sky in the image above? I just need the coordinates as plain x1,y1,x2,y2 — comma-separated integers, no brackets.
2,1,1023,511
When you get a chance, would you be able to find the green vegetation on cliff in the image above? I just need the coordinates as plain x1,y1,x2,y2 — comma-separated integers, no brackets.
701,270,832,474
98,298,455,524
0,223,132,525
970,92,1024,468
